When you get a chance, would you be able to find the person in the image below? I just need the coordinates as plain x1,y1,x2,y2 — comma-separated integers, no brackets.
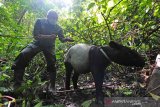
155,54,160,67
147,54,160,95
11,9,73,91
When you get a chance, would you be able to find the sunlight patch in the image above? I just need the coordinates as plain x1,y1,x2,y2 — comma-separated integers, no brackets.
97,13,103,23
108,0,114,8
0,2,3,7
46,0,73,9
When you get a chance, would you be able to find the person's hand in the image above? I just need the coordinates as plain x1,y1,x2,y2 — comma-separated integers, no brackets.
65,37,74,42
34,35,43,39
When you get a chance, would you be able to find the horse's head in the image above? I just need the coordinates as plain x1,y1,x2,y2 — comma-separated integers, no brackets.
102,41,145,67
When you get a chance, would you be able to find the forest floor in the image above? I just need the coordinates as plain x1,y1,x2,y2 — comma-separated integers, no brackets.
1,74,149,107
0,66,153,107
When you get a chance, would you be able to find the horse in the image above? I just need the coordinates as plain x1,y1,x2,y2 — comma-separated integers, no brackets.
64,41,145,105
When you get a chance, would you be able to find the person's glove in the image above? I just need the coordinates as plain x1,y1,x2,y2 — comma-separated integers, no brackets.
65,37,74,42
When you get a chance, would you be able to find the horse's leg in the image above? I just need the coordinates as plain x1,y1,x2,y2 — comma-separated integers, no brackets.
65,62,73,90
72,72,79,90
92,69,105,105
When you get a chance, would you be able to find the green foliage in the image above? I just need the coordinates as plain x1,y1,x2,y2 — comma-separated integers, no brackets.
87,2,95,10
34,101,42,107
150,93,160,101
81,99,92,107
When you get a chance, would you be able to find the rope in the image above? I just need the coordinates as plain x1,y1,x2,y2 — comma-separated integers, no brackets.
100,48,111,62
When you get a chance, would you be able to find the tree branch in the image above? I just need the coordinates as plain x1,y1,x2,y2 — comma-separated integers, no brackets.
106,0,123,21
17,9,27,25
147,25,160,36
101,13,112,40
137,25,160,47
100,0,123,40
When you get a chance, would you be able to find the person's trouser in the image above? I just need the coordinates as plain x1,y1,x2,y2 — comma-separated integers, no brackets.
147,67,160,95
11,43,56,89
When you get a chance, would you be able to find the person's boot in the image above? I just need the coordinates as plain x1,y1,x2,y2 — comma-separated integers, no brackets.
48,71,57,95
13,69,25,92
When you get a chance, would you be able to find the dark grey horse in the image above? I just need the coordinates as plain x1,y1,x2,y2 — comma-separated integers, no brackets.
64,41,145,105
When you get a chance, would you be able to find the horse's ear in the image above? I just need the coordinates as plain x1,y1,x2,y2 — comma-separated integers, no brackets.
109,41,123,49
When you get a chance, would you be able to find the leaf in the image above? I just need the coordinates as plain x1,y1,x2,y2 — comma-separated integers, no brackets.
154,6,160,17
22,100,26,107
149,93,160,101
0,93,2,103
0,103,4,106
87,3,95,10
2,73,10,78
55,104,64,107
34,101,42,107
42,104,64,107
38,81,48,86
124,91,132,96
81,99,92,107
139,83,145,88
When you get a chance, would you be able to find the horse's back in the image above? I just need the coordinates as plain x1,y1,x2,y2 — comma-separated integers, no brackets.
65,44,92,73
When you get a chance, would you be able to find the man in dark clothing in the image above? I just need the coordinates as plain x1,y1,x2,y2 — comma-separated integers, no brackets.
12,9,73,91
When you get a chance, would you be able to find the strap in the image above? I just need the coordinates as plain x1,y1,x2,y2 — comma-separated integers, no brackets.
100,48,111,62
